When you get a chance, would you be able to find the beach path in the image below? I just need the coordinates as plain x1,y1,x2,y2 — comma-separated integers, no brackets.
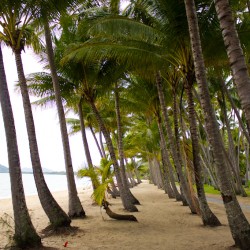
1,181,250,249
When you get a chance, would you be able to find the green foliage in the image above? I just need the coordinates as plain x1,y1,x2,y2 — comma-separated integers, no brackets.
99,158,114,183
92,182,111,206
77,158,114,206
137,163,149,179
77,167,100,188
203,184,221,195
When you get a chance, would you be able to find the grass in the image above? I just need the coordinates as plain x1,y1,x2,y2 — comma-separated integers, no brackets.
203,182,250,196
203,184,221,195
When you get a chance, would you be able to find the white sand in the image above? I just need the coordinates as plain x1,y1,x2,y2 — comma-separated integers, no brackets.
1,181,250,249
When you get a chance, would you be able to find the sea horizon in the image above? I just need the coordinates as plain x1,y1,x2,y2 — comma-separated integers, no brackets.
0,172,91,199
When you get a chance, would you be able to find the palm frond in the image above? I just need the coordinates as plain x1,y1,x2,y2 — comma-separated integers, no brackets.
87,16,166,45
92,182,109,206
77,167,100,188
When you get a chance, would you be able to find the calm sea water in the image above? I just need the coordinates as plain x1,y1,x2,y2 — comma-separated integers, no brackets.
0,173,91,199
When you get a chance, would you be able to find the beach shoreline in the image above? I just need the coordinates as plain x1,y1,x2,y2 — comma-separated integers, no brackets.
1,181,250,249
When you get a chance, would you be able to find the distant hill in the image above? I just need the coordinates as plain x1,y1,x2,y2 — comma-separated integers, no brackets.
0,164,9,173
22,167,59,174
0,165,65,174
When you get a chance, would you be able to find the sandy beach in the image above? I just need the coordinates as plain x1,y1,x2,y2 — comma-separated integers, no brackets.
1,181,250,250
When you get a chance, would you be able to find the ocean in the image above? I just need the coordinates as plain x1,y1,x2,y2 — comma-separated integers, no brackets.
0,172,91,199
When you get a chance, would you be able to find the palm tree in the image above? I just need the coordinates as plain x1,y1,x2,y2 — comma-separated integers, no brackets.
34,0,85,218
0,44,41,248
125,75,180,199
114,81,140,204
0,0,71,227
156,72,199,214
184,0,250,248
214,0,250,134
78,98,96,189
27,41,138,212
169,45,221,225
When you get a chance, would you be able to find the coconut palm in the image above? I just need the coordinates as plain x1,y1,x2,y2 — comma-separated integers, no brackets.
114,81,140,204
62,4,215,214
184,0,250,247
84,86,139,212
27,44,139,212
214,0,250,133
0,0,71,227
0,44,41,248
169,45,221,225
31,0,86,218
155,72,199,214
124,76,181,199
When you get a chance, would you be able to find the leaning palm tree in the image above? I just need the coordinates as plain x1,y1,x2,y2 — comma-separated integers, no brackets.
32,0,85,218
169,45,221,225
184,0,250,248
0,44,41,248
0,0,71,227
114,81,140,204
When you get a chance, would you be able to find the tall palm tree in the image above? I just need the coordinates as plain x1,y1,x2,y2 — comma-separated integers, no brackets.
184,0,250,248
169,46,221,225
26,48,138,212
34,0,85,218
125,76,180,199
0,44,41,248
0,0,71,227
78,97,96,189
155,72,198,214
114,81,140,204
214,0,250,133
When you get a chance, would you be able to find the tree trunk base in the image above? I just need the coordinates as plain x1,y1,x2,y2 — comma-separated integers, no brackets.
68,210,86,219
203,214,222,227
234,228,250,250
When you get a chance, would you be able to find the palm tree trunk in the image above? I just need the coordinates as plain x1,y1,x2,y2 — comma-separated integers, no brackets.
125,158,137,186
244,141,249,188
78,99,96,190
156,115,181,200
156,72,198,213
184,0,250,247
220,79,250,144
214,0,250,135
200,144,219,189
173,92,189,205
114,83,140,204
0,46,41,248
88,99,138,212
99,130,106,157
185,83,221,226
89,126,104,158
132,158,142,184
43,18,85,218
94,127,119,196
219,90,247,196
148,157,156,185
14,51,71,227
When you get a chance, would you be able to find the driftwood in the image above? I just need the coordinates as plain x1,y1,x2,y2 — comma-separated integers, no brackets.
102,201,138,222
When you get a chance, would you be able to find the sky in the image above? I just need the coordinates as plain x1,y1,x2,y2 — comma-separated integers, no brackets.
0,1,131,172
0,47,101,172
